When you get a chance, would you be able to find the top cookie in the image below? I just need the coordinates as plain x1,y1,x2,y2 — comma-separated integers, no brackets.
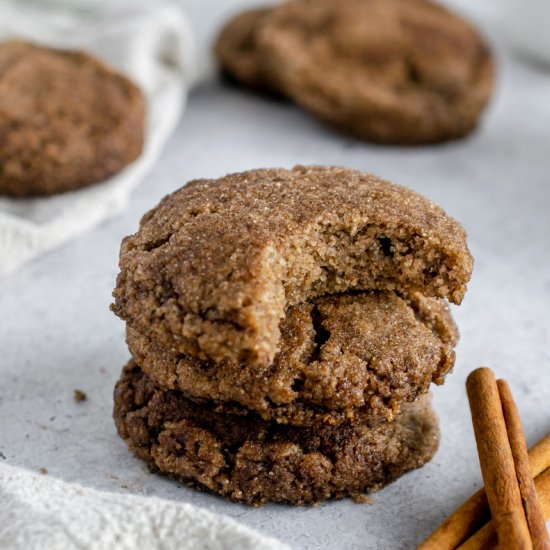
113,166,472,366
216,0,493,144
0,40,145,197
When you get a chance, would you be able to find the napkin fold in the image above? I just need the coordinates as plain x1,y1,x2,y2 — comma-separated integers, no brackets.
0,462,289,550
0,0,194,274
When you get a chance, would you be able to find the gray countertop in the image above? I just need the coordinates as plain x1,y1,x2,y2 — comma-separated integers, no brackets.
1,1,550,548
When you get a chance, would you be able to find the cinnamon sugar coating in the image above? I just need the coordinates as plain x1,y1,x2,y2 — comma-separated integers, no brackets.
127,291,458,425
0,40,144,196
114,362,440,506
112,166,472,367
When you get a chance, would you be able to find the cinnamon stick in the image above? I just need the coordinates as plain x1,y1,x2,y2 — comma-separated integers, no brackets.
466,367,532,549
498,379,550,550
419,433,550,549
459,468,550,550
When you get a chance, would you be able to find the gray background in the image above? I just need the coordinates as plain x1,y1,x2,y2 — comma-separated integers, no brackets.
1,1,549,548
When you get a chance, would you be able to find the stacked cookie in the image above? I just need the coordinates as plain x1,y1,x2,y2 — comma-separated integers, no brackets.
112,165,473,505
215,0,494,145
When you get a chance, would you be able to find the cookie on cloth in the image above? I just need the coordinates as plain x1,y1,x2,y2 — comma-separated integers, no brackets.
0,40,145,197
112,165,472,367
114,361,440,506
126,291,458,426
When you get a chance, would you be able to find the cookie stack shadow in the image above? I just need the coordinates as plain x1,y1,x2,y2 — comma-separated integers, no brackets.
112,165,473,505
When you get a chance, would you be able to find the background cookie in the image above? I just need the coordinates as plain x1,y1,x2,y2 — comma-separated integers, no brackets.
255,0,493,144
112,165,472,367
114,362,440,506
214,7,279,94
127,291,458,425
0,40,145,197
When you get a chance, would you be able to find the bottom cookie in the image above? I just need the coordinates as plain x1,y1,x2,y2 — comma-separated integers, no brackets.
114,361,440,506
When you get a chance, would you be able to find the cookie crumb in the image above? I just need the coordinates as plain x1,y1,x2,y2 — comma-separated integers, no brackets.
353,493,374,504
39,467,48,475
74,389,87,402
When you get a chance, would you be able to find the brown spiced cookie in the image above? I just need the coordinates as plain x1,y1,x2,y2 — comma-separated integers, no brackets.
114,361,440,506
0,40,145,197
112,166,472,367
127,291,458,425
214,7,279,94
254,0,493,144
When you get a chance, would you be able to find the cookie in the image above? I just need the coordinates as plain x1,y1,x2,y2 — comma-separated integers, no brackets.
127,291,458,425
214,7,279,94
223,0,493,144
114,361,440,505
112,165,472,367
0,40,145,197
260,0,494,144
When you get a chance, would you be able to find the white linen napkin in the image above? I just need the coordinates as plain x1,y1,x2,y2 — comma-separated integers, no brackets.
0,462,289,550
0,0,195,274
